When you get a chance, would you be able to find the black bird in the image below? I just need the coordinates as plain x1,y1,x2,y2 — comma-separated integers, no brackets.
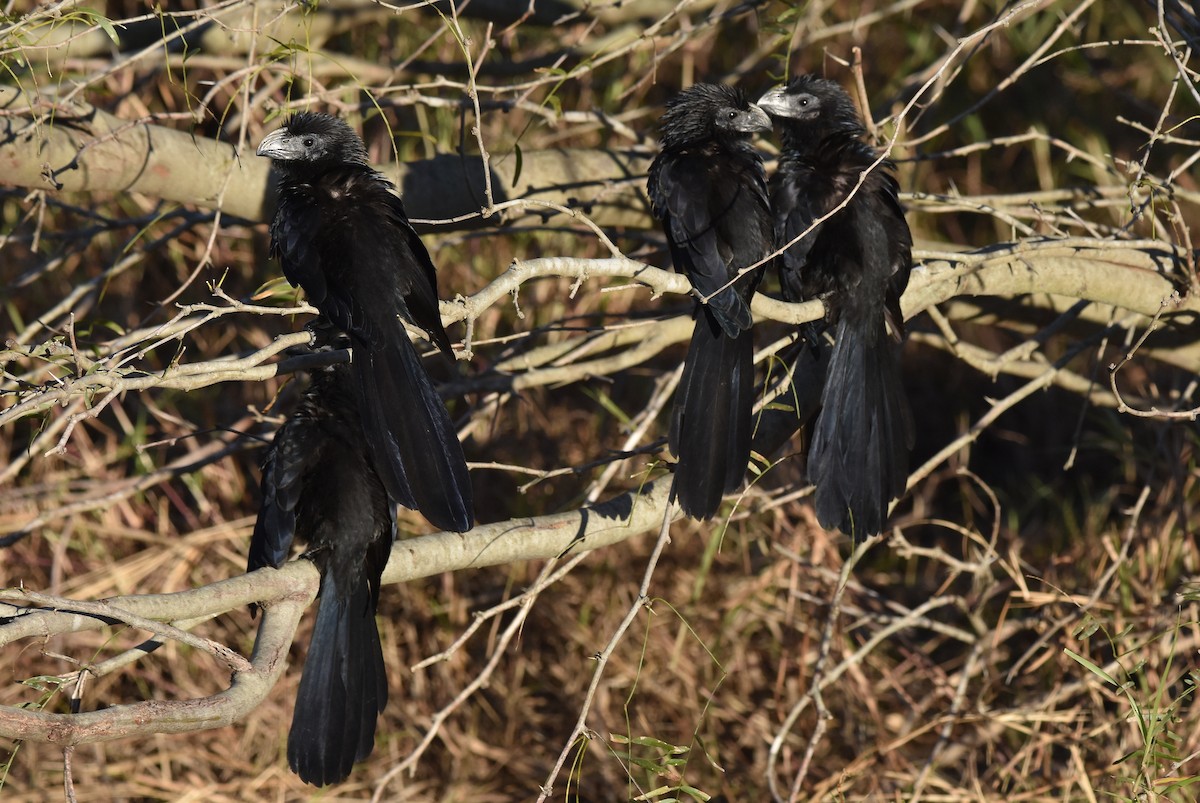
256,112,473,533
248,338,394,786
646,84,773,519
757,76,914,540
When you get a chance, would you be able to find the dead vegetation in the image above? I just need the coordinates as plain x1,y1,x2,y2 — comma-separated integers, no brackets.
2,1,1199,800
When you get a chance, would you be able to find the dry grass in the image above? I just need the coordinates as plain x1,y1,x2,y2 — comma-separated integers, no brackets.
3,1,1200,800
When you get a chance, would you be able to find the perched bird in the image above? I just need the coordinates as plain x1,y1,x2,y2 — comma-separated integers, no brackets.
646,84,773,519
256,112,473,533
757,75,914,540
248,331,394,786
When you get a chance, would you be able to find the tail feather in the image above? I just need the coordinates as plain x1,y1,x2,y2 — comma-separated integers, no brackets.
808,312,913,540
288,573,388,787
670,312,755,519
354,329,474,532
246,451,296,573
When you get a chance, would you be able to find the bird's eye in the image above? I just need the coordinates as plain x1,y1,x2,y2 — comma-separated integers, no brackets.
727,110,738,119
798,98,809,107
302,137,315,147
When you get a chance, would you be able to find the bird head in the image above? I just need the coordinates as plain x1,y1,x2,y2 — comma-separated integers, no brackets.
757,76,865,141
256,112,370,176
658,83,772,150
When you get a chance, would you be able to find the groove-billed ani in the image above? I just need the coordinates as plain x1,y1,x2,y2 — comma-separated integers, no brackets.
757,76,914,540
256,112,473,533
248,333,393,786
646,84,773,519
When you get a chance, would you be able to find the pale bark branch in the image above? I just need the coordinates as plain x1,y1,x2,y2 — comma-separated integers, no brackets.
4,238,1195,435
0,85,653,229
0,478,673,745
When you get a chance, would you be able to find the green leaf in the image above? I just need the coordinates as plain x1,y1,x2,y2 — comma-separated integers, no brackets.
631,735,683,752
583,387,632,427
1064,648,1120,686
1072,616,1100,639
96,14,120,45
75,9,122,45
1159,774,1200,788
776,7,800,25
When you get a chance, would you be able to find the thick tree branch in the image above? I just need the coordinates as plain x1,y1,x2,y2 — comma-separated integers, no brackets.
4,239,1196,440
0,85,653,229
904,239,1197,322
0,478,675,744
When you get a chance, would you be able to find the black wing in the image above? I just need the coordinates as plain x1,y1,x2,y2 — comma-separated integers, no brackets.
380,190,452,352
270,190,354,329
247,414,325,573
770,160,828,302
649,154,753,336
272,173,452,355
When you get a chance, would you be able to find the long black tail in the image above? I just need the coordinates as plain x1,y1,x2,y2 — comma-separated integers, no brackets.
670,311,755,519
807,310,913,540
288,571,388,787
354,329,473,532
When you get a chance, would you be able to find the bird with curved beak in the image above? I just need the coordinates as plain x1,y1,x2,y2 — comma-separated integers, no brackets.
646,84,774,520
756,76,915,541
255,112,473,535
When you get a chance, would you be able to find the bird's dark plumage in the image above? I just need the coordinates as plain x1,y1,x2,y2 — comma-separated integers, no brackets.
647,84,773,519
248,346,393,786
257,112,473,533
758,76,915,540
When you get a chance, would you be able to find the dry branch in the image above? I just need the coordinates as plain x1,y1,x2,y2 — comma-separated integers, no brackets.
0,478,675,745
0,85,654,229
4,238,1195,440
